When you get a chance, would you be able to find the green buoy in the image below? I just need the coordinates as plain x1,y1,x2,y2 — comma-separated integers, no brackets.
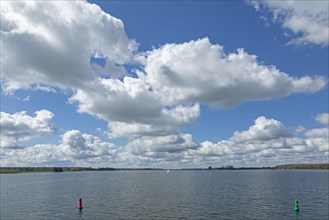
294,199,299,212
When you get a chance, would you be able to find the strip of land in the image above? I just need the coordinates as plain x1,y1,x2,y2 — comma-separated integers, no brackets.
0,167,162,174
275,163,329,170
0,163,328,174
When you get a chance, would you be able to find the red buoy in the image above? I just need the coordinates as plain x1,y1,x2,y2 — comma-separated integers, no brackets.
79,198,83,210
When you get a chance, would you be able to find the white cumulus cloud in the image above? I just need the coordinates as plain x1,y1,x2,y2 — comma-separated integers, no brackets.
187,115,328,167
1,0,137,92
127,134,199,155
2,144,62,167
249,0,329,46
315,113,329,126
231,116,289,142
59,130,116,160
0,110,55,148
1,130,117,167
141,38,327,108
70,77,200,138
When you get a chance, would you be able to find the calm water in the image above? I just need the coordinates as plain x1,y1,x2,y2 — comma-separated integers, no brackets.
0,170,328,219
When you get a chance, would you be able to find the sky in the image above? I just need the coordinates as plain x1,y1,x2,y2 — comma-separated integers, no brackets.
0,0,328,168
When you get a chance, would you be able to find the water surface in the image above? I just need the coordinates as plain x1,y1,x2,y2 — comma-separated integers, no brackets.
1,170,328,219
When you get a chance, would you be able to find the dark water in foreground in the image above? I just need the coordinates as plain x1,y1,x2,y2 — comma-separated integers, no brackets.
0,170,328,219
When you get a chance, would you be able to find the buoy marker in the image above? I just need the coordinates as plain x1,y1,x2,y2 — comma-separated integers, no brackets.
79,198,83,210
294,199,299,212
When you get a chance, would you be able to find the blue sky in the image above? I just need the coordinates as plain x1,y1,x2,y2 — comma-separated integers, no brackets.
1,0,328,168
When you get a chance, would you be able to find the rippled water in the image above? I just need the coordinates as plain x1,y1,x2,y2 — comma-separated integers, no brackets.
1,170,328,219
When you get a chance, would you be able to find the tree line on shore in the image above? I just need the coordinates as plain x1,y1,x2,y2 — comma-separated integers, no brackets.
0,163,328,174
0,167,93,174
275,163,329,170
0,167,160,174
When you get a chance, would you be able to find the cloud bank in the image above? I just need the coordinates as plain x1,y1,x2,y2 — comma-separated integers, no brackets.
2,114,327,167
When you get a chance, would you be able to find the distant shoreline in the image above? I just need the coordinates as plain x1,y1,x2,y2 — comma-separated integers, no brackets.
1,163,328,174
